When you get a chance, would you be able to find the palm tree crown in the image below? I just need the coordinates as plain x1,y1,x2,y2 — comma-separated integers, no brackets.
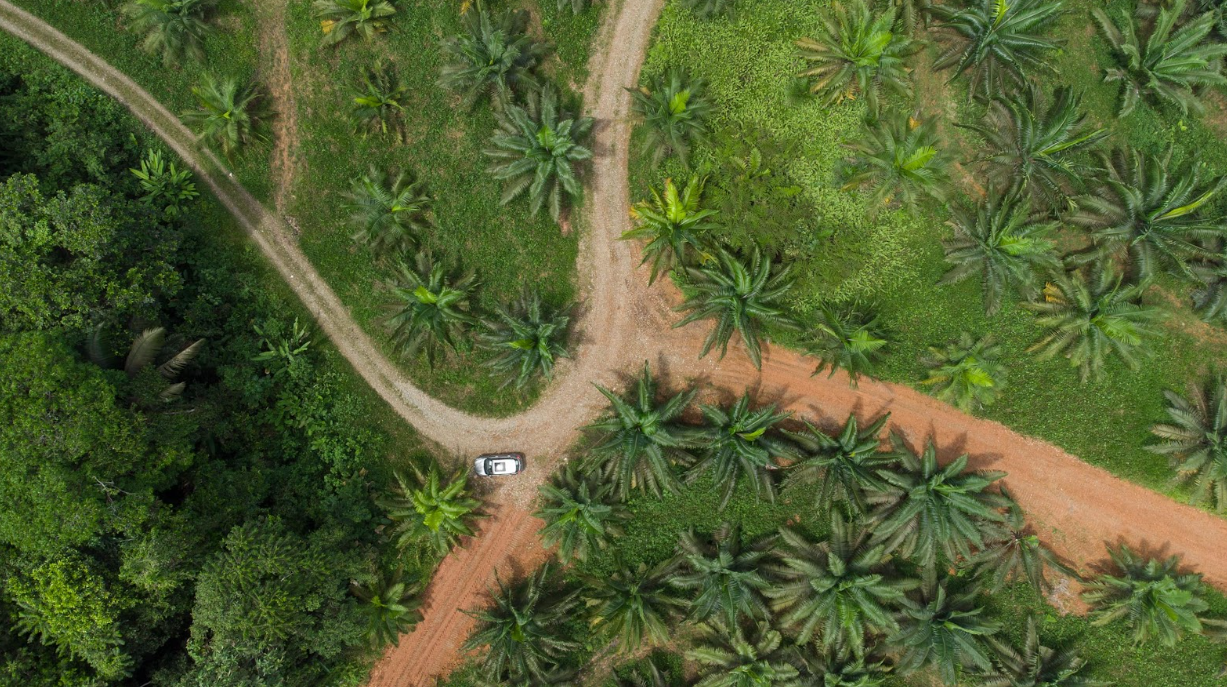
351,568,422,648
583,563,682,652
464,563,580,682
890,579,1001,684
534,463,626,563
805,303,890,387
783,412,892,516
345,166,432,261
930,0,1064,99
1191,239,1227,325
623,175,718,283
181,75,262,161
377,462,483,555
688,393,794,508
1149,375,1227,512
312,0,397,46
123,0,215,66
384,251,477,363
838,111,951,210
921,332,1008,412
979,615,1107,686
351,63,408,141
687,621,805,687
439,5,546,108
1082,544,1210,646
631,67,713,169
967,488,1067,594
479,291,571,389
669,522,775,628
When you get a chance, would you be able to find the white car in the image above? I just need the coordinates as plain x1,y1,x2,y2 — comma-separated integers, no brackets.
473,452,525,477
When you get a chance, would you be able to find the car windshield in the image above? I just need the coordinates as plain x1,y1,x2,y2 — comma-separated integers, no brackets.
483,458,494,474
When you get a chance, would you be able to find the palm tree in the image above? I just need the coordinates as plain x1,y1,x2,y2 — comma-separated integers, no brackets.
485,86,594,225
312,0,396,46
939,193,1060,315
1024,266,1162,383
890,578,1001,684
921,332,1007,412
377,462,482,555
1082,544,1210,646
351,568,422,648
1092,0,1227,117
782,412,893,516
929,0,1064,99
870,433,1008,573
585,361,698,500
798,647,892,687
123,0,214,66
439,4,546,108
479,291,571,390
669,522,775,627
1191,240,1227,324
767,516,919,657
967,488,1067,594
507,666,579,687
181,75,262,161
534,464,626,563
1068,148,1227,280
681,0,736,19
464,563,580,682
838,111,951,211
959,85,1107,210
384,251,477,363
688,393,794,508
351,63,408,140
674,247,798,369
688,621,805,687
630,67,713,169
556,0,598,16
1149,375,1227,512
584,563,683,652
978,616,1107,686
805,303,889,387
623,175,718,283
130,149,199,218
345,166,432,261
92,327,205,403
612,657,671,687
796,0,920,114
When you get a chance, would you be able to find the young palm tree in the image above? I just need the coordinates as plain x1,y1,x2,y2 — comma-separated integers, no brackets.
979,616,1105,686
1024,266,1162,383
681,0,736,19
611,657,670,687
556,0,598,16
967,488,1067,594
939,193,1060,315
313,0,397,46
1068,148,1227,280
782,412,893,516
439,4,546,108
838,111,951,211
674,247,798,369
181,75,262,161
796,0,921,114
464,563,580,682
960,85,1108,211
929,0,1064,99
351,568,422,648
534,464,626,563
767,516,920,657
799,647,892,687
921,332,1007,412
385,251,477,363
1092,0,1227,117
630,67,713,169
479,291,571,390
123,0,214,66
1082,544,1210,646
130,148,199,218
585,361,698,500
1191,240,1227,324
688,621,805,687
485,86,594,225
378,462,482,554
688,393,794,508
623,175,718,283
351,63,408,140
1149,375,1227,512
870,434,1008,573
805,303,890,387
584,563,683,652
669,522,775,628
345,166,432,261
890,578,1001,684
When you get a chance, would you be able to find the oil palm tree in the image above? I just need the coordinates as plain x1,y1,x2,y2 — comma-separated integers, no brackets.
439,4,546,108
378,461,482,554
479,291,571,389
612,657,671,686
688,621,805,687
623,175,718,283
939,193,1060,315
90,327,205,404
584,563,683,652
1092,0,1227,117
967,488,1067,594
1082,544,1210,646
123,0,214,66
767,516,920,657
681,0,736,19
313,0,396,46
921,332,1007,411
688,393,795,508
799,647,892,686
351,568,422,648
805,302,890,387
890,578,1001,684
535,463,626,563
1191,240,1227,324
930,0,1064,99
669,522,775,627
674,247,798,369
630,67,713,169
782,412,892,516
345,166,431,261
485,86,594,225
1149,375,1227,512
959,84,1108,211
351,63,408,140
796,0,921,114
464,563,580,681
838,111,951,211
1024,265,1162,383
1068,148,1227,280
978,616,1105,686
556,0,598,16
384,251,477,363
585,361,698,500
181,75,263,161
